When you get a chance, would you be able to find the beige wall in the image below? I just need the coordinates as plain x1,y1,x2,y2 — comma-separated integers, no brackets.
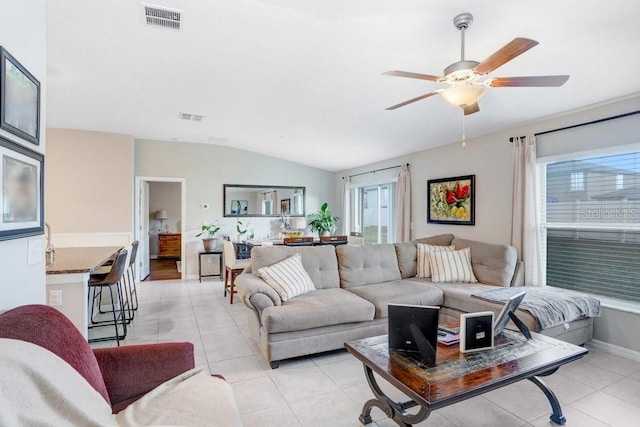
135,139,336,278
0,0,47,309
336,95,640,352
46,129,134,235
336,95,640,244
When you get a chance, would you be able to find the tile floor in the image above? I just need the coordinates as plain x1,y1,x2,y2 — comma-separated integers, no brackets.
91,279,640,427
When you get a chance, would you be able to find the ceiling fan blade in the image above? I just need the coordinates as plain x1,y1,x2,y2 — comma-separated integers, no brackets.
490,75,570,87
474,38,539,75
463,102,480,115
385,91,441,110
383,70,442,82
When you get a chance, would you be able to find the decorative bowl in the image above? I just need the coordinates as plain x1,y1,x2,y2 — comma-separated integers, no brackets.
282,231,304,238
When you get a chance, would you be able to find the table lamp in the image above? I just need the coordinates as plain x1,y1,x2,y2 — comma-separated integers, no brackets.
290,217,308,235
155,210,168,232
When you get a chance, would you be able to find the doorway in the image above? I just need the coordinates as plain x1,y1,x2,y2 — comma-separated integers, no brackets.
135,177,186,281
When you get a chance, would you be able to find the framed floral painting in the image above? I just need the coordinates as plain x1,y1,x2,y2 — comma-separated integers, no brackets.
427,175,475,225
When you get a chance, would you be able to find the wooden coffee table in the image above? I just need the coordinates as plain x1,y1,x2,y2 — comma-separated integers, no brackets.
345,330,588,426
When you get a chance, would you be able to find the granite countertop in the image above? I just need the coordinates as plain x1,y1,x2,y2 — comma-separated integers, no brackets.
46,246,123,275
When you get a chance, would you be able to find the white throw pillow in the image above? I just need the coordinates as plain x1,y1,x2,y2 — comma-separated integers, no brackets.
428,247,478,283
416,243,456,278
258,253,316,301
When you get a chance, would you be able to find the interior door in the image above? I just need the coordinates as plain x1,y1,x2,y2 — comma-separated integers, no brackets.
138,180,150,280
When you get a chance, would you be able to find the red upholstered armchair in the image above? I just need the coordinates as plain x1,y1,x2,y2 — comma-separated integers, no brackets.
0,304,195,413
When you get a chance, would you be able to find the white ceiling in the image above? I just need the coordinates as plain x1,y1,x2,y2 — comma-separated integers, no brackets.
46,0,640,171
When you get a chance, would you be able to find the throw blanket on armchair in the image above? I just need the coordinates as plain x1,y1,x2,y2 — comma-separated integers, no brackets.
0,338,242,427
0,338,117,427
472,287,601,329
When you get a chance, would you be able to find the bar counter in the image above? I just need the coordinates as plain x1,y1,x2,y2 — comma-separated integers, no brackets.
46,246,122,274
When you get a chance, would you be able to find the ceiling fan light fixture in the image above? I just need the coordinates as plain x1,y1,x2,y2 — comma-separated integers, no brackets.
442,60,481,83
441,84,486,108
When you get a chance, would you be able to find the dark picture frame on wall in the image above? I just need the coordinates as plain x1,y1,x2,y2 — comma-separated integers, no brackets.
0,135,44,241
0,47,41,145
427,174,475,226
281,198,290,214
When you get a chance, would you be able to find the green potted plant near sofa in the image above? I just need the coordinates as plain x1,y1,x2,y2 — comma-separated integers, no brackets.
196,222,221,251
308,202,339,237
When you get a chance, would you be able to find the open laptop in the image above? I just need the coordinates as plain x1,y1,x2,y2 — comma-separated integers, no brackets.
493,291,527,336
388,304,439,367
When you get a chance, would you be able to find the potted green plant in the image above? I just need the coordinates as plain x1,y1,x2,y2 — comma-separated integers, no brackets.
196,222,221,251
308,202,339,237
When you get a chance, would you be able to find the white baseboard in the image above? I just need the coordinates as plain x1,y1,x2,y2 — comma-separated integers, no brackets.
586,339,640,363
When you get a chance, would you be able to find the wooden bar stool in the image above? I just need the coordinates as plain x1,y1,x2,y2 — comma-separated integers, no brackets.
222,240,251,304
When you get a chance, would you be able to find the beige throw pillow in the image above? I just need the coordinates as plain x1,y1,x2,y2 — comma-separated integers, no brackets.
257,253,316,301
416,243,456,278
428,247,478,283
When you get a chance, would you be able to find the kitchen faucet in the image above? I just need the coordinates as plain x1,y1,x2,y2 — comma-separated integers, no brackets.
45,222,55,262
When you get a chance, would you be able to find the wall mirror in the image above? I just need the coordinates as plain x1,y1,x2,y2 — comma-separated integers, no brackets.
223,184,306,217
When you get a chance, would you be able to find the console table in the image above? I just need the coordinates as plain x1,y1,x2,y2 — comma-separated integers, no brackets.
245,236,348,247
198,250,223,282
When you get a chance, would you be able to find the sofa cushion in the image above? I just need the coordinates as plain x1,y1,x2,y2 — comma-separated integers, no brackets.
337,244,401,288
251,245,339,289
416,243,455,278
257,254,316,301
429,247,478,283
261,288,375,333
452,238,518,286
346,280,444,318
394,234,455,278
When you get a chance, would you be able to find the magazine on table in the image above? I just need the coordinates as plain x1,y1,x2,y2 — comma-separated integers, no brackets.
437,331,460,345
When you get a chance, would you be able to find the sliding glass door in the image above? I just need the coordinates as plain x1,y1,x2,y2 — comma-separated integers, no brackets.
348,181,396,244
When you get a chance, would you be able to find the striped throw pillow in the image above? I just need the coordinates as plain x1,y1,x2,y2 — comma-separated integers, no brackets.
257,253,316,301
416,244,456,278
428,247,478,283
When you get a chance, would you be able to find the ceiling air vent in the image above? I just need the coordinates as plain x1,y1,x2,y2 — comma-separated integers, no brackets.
143,4,182,31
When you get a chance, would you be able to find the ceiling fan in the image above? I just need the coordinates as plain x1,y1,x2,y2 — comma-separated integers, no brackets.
384,12,569,115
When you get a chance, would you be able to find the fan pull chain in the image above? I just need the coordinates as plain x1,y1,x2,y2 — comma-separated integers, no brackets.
461,111,467,149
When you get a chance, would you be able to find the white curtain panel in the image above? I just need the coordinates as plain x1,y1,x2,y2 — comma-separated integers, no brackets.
341,177,350,235
395,164,411,242
511,135,545,286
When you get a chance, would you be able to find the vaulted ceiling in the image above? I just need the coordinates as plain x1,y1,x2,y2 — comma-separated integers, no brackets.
46,0,640,171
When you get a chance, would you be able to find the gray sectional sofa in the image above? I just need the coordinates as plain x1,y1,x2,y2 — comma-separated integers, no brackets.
236,234,594,368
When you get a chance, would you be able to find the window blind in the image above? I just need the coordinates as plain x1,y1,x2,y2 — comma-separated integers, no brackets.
546,229,640,302
542,151,640,302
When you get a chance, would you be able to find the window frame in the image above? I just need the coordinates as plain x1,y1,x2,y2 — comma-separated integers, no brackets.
344,177,397,244
538,144,640,305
